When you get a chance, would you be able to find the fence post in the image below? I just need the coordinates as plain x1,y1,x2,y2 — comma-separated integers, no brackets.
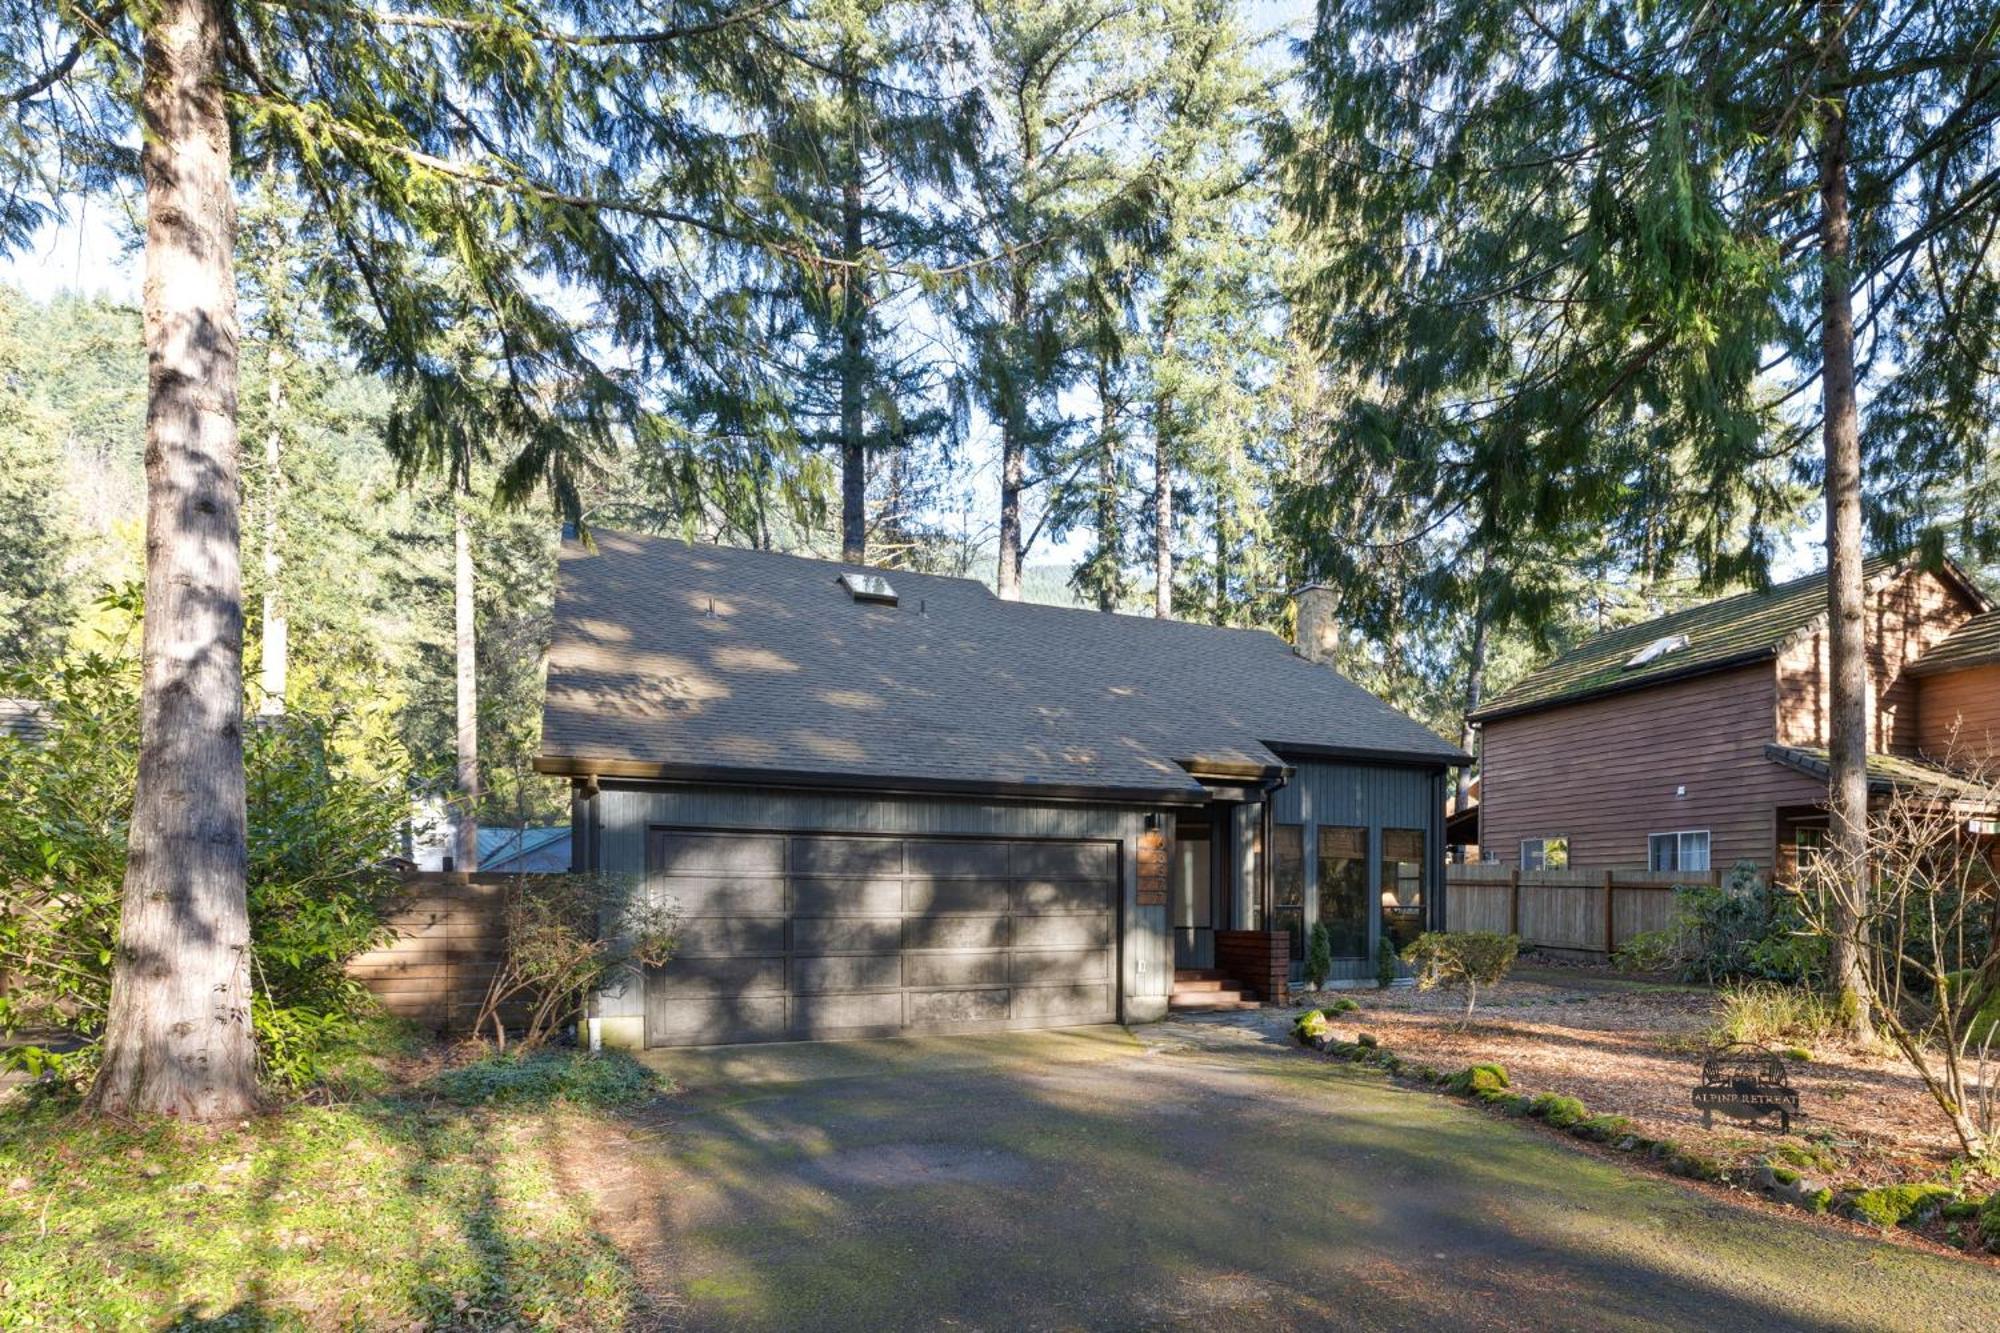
1508,867,1521,941
1602,869,1616,957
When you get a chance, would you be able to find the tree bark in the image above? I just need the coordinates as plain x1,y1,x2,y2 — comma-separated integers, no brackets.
837,58,868,565
1818,5,1874,1041
996,268,1029,601
1093,354,1120,612
1152,311,1177,620
89,0,256,1120
1211,480,1229,626
453,496,481,871
1458,550,1493,807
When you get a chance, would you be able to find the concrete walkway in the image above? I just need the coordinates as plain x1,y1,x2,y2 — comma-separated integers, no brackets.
621,1020,1997,1331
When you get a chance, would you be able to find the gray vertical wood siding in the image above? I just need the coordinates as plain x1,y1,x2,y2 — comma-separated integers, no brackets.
587,782,1169,1024
1269,760,1448,983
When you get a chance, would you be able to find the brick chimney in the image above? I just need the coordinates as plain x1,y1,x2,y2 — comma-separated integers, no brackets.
1293,584,1340,665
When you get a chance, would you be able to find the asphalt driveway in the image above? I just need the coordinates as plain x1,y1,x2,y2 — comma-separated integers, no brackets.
618,1020,1999,1331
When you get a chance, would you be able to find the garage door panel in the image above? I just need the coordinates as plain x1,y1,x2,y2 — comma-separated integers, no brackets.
903,915,1010,951
907,988,1009,1026
905,841,1011,878
1010,948,1109,985
790,992,903,1035
1013,878,1115,914
648,993,787,1045
652,877,785,916
793,953,900,994
903,879,1009,914
1013,913,1111,950
676,916,787,958
903,951,1008,988
791,877,901,916
791,836,904,877
645,831,1120,1046
653,833,785,875
1011,842,1114,880
652,956,786,996
792,917,900,955
1013,982,1112,1019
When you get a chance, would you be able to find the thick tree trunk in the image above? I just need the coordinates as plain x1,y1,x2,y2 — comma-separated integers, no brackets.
453,497,481,871
837,62,868,565
89,0,256,1120
1152,314,1177,621
1818,8,1874,1041
996,270,1029,601
258,333,286,716
1458,552,1493,807
1212,483,1229,626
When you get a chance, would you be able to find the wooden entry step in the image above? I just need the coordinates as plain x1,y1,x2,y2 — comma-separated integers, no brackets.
1169,969,1262,1012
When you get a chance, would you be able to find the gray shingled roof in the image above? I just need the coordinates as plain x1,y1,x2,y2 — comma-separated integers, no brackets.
537,532,1464,800
1910,609,2000,676
1473,557,1990,723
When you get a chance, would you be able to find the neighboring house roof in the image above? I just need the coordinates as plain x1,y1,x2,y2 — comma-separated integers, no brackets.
1472,558,1990,723
1764,745,1996,804
480,826,569,868
1909,608,2000,676
537,532,1466,803
0,698,49,745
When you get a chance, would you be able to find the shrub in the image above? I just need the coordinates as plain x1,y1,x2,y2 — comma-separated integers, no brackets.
473,874,679,1050
0,651,414,1093
1528,1092,1587,1129
1402,932,1518,1024
1981,1192,2000,1252
1375,937,1398,989
1637,862,1825,984
429,1049,659,1108
1845,1183,1955,1230
1710,981,1844,1047
1305,922,1332,990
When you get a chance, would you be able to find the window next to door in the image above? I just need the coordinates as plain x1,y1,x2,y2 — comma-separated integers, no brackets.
1379,828,1427,955
1317,826,1369,958
1649,830,1711,873
1273,824,1305,962
1520,836,1568,870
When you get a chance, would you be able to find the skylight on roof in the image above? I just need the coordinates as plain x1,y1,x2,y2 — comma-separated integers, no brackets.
1624,633,1689,669
838,571,898,605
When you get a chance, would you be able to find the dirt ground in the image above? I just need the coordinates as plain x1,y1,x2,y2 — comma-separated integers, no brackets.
1287,963,1993,1191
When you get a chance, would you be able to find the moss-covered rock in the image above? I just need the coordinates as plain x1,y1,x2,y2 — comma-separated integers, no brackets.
1979,1192,2000,1252
1446,1063,1509,1097
1355,1031,1378,1049
1327,997,1360,1014
1572,1114,1631,1143
1293,1010,1331,1045
1664,1149,1727,1182
1528,1093,1587,1129
1844,1183,1955,1230
1805,1187,1834,1214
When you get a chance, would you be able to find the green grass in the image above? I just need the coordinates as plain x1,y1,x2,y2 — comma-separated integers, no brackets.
0,1057,657,1329
427,1048,660,1108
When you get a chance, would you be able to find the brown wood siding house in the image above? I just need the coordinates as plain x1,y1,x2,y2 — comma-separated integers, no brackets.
1473,561,1995,877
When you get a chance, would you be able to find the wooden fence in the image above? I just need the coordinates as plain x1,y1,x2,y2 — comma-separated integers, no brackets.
346,872,511,1036
1445,864,1722,958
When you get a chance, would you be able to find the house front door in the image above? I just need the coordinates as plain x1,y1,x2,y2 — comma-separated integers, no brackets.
1171,823,1214,969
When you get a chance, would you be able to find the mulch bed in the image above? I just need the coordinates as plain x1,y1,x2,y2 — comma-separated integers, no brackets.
1288,968,1991,1194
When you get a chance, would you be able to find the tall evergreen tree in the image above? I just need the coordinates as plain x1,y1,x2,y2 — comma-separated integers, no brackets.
1288,0,2000,1033
1,0,830,1118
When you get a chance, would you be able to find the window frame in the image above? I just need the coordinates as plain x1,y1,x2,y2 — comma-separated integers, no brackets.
1519,836,1569,871
1648,829,1712,873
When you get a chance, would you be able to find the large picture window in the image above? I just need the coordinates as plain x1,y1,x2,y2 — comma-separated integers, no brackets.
1648,830,1711,873
1273,824,1305,962
1380,828,1427,955
1317,826,1369,958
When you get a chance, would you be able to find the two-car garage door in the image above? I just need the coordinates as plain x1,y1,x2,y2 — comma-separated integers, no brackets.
643,829,1119,1046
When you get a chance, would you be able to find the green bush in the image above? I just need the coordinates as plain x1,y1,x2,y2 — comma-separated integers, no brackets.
0,650,416,1093
1528,1092,1587,1129
1375,936,1398,988
1646,863,1824,984
1845,1183,1955,1230
428,1049,659,1108
1402,931,1518,1023
1981,1192,2000,1252
1306,922,1333,990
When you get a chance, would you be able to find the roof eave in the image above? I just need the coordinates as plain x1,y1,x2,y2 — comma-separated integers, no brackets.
1265,740,1468,768
534,752,1212,807
1470,649,1777,725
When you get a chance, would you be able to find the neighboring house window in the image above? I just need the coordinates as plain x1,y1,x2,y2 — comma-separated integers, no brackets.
1520,837,1569,871
1273,825,1305,962
1379,828,1427,955
1317,826,1370,959
1649,830,1711,873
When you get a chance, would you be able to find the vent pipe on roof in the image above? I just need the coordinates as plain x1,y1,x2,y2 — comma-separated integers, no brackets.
1293,584,1341,666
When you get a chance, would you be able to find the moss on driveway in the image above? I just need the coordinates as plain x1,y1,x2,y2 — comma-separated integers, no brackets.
622,1023,1997,1331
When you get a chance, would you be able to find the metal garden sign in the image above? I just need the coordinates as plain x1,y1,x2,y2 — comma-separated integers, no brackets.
1692,1042,1800,1132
